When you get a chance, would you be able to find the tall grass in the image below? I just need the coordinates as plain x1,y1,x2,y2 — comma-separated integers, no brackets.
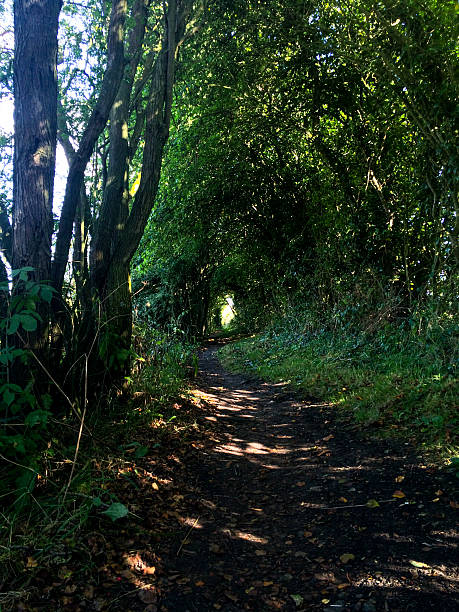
220,300,458,455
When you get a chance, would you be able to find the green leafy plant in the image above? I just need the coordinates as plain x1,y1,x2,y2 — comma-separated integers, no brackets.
0,268,55,499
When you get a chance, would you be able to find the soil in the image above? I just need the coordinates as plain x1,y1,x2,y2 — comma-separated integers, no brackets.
17,341,459,611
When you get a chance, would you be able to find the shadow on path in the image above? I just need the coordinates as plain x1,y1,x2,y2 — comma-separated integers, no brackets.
154,345,458,612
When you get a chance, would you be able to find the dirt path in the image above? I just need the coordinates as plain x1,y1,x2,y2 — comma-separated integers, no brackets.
152,344,458,611
24,343,458,611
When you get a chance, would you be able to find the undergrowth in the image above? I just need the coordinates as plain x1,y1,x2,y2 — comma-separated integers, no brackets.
219,302,458,458
0,319,196,608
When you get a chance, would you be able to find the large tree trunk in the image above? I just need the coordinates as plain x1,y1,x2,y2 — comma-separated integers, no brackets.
12,0,62,282
94,0,192,373
91,0,148,296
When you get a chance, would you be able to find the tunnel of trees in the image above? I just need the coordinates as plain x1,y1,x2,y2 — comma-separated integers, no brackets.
0,0,457,588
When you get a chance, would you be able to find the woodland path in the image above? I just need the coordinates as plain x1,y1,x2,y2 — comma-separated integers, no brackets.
146,343,459,612
31,342,458,611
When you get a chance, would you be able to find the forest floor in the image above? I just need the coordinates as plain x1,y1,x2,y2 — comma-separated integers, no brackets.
19,341,458,611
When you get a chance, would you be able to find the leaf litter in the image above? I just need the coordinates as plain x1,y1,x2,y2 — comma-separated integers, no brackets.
15,342,459,611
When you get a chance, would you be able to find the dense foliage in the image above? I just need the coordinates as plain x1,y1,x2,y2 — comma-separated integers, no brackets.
0,0,457,596
137,0,457,326
135,0,458,443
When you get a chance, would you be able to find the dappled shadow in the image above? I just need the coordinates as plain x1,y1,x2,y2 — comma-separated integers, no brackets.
97,344,458,611
149,345,458,611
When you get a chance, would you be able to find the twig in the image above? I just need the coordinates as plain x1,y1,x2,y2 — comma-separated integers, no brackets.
61,355,89,507
303,498,397,510
176,516,200,556
0,453,59,488
26,344,78,418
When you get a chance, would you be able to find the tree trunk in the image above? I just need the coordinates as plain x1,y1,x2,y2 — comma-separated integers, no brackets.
99,0,191,368
90,0,148,295
12,0,62,282
52,0,127,296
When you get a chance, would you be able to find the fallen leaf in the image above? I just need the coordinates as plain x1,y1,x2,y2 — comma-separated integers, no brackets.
195,580,205,587
450,501,459,509
409,560,431,569
255,549,266,556
366,499,380,508
263,581,273,587
138,589,157,604
225,591,238,602
296,481,306,487
392,490,406,498
338,497,348,503
337,583,350,589
323,435,334,442
290,594,304,607
83,585,95,599
395,475,405,483
26,556,38,568
435,490,443,496
339,553,355,564
120,569,135,580
303,531,313,538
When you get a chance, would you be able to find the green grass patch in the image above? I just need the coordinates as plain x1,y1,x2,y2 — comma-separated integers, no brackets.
219,318,458,457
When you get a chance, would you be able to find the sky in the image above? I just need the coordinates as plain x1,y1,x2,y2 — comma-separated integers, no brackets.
0,0,70,213
0,95,69,211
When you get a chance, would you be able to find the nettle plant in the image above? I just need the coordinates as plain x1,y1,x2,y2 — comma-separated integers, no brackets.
0,267,54,461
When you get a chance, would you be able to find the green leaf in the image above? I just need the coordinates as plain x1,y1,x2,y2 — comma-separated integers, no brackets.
134,445,149,458
102,502,129,522
39,285,55,303
7,316,20,335
25,410,50,427
290,594,304,607
11,267,34,279
2,387,15,407
92,496,103,507
20,314,38,332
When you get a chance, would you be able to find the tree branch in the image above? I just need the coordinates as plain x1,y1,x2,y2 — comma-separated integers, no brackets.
51,0,128,294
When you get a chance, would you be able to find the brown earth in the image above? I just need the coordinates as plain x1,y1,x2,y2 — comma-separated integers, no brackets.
18,341,459,611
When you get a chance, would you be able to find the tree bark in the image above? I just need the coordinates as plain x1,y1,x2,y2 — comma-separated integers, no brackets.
100,0,192,356
57,103,91,312
12,0,62,282
51,0,127,295
90,0,149,295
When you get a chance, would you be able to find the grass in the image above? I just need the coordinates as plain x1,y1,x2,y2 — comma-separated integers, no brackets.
219,310,458,458
0,331,197,608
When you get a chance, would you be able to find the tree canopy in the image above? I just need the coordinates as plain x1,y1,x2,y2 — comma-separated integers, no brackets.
0,0,457,529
